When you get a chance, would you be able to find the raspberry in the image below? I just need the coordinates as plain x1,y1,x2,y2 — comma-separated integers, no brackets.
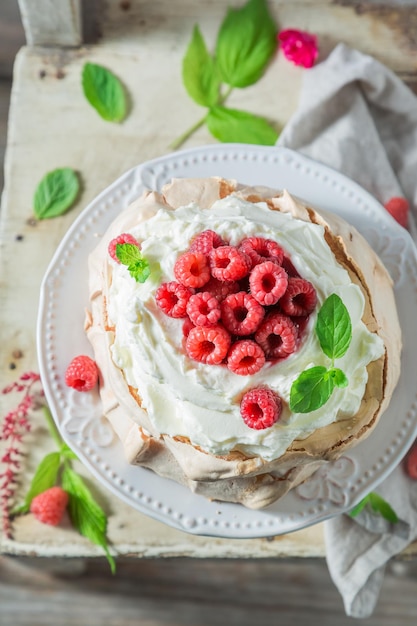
255,312,298,359
65,355,98,392
155,281,192,318
203,276,240,302
280,277,317,317
108,233,139,263
249,261,288,306
174,252,210,288
209,246,251,282
182,317,195,338
227,340,265,376
186,291,221,326
186,325,231,365
239,236,284,268
384,197,409,229
404,440,417,479
240,387,282,429
221,291,265,336
189,230,227,254
30,486,69,526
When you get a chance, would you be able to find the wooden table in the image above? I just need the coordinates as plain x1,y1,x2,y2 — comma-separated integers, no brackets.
2,0,417,562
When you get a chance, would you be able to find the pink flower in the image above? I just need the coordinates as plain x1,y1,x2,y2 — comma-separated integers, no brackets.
278,29,318,69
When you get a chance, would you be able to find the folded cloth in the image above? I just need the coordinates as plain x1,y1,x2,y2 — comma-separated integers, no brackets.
277,43,417,618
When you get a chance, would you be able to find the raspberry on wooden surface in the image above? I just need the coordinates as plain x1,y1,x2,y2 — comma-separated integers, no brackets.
185,325,231,365
30,486,69,526
174,251,211,288
240,387,282,429
221,291,265,336
155,281,193,318
227,340,266,376
65,355,98,392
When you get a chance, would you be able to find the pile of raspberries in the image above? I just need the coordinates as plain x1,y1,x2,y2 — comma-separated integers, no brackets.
155,230,317,379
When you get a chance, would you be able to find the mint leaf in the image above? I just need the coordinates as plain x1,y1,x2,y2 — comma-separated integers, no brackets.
215,0,277,88
350,492,398,524
290,366,336,413
349,495,370,518
369,492,399,523
183,25,220,107
60,443,78,461
82,62,127,123
206,106,278,145
62,466,116,573
316,294,352,360
33,168,80,219
116,243,150,283
13,451,61,514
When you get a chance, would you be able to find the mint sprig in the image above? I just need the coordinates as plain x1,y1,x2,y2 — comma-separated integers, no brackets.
171,0,279,149
12,405,115,573
116,243,150,283
350,492,399,524
290,294,352,414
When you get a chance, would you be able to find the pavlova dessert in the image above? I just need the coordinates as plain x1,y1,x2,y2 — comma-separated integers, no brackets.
84,177,401,509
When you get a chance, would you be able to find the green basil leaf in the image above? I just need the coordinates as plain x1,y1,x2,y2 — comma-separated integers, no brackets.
349,495,370,518
290,366,335,413
60,443,79,461
206,105,278,145
62,466,116,573
215,0,277,88
369,492,399,524
316,293,352,360
82,62,127,123
13,451,61,514
182,25,220,107
328,367,349,389
33,168,80,219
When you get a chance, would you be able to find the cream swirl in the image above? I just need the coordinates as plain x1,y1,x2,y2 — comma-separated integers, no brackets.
107,195,384,461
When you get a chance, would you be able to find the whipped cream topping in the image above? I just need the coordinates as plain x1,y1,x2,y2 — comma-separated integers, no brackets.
107,195,384,461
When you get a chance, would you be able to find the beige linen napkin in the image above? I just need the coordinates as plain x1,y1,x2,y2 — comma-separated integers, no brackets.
277,43,417,618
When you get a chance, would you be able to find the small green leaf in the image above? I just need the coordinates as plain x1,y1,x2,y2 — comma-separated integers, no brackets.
60,443,78,461
182,25,220,107
206,106,278,145
33,168,80,219
215,0,277,88
316,294,353,360
328,367,349,389
13,451,61,514
62,466,116,573
116,243,150,283
290,366,336,413
349,495,370,518
369,492,399,524
82,62,127,123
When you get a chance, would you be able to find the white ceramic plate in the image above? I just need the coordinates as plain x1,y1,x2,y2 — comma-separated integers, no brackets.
37,144,417,538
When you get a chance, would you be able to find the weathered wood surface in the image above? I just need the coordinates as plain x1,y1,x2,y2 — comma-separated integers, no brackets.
17,0,83,47
2,0,417,560
1,555,417,626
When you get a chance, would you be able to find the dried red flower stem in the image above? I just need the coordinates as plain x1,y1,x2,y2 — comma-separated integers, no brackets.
1,372,43,538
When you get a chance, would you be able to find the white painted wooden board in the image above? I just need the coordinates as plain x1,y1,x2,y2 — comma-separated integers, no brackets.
17,0,82,46
2,0,417,558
